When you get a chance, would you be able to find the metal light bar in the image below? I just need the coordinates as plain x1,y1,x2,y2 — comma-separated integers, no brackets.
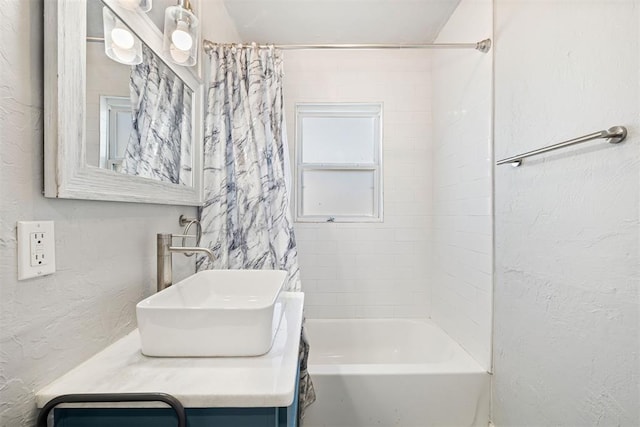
497,126,628,167
203,38,492,53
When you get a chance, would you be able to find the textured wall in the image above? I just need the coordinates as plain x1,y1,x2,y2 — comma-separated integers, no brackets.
0,1,239,425
430,0,493,370
283,50,433,319
492,0,639,425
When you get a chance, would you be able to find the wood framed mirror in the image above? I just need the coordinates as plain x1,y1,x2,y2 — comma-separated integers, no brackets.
44,0,203,205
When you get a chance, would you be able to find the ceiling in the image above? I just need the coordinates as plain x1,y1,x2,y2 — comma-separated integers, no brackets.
88,0,462,44
221,0,462,44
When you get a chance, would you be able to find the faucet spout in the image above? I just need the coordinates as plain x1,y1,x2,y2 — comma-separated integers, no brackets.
169,246,215,262
157,233,215,293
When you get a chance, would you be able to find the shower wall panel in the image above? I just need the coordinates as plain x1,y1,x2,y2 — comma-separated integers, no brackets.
283,50,434,319
430,0,494,370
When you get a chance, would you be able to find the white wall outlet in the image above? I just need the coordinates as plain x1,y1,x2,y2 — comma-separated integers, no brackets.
17,221,56,280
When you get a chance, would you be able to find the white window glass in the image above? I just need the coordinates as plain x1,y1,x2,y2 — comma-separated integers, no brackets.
302,117,376,164
301,170,375,217
295,103,383,223
113,110,133,158
100,96,133,172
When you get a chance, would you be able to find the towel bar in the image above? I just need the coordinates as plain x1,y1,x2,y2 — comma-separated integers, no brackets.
497,126,628,167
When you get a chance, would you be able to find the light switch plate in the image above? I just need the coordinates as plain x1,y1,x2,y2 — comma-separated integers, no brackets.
17,221,56,280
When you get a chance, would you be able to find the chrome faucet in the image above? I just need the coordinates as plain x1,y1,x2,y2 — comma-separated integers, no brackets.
157,233,215,292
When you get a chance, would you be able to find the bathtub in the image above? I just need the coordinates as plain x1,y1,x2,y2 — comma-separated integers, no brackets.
303,319,490,427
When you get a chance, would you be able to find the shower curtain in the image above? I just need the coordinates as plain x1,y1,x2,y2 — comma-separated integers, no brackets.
121,45,192,185
200,44,315,421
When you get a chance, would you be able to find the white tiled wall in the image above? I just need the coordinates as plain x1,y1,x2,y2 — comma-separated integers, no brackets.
283,50,433,319
430,0,493,369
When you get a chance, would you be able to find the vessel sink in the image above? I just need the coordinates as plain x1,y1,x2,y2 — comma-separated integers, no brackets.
136,269,288,357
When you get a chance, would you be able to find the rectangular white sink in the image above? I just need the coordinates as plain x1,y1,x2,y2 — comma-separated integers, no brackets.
136,269,288,357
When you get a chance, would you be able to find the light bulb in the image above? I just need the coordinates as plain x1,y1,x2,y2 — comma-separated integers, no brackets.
169,44,190,64
111,23,135,50
171,21,193,51
112,45,136,63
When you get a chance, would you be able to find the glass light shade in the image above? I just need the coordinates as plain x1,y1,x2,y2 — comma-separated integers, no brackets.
117,0,152,12
103,7,143,65
169,44,191,64
163,4,199,66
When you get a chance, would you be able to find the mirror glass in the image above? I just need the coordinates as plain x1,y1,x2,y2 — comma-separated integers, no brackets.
85,0,194,186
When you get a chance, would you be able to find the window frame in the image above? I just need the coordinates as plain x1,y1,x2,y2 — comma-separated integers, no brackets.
294,103,384,223
99,95,133,173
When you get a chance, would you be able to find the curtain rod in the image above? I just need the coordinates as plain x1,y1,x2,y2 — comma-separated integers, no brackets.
89,37,492,52
203,39,492,53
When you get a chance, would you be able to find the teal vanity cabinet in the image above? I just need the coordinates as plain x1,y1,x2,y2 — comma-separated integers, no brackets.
53,397,299,427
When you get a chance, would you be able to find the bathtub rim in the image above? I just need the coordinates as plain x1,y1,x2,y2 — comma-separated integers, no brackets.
305,317,487,375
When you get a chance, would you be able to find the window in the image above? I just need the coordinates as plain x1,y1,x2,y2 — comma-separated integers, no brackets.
295,103,383,222
99,96,134,173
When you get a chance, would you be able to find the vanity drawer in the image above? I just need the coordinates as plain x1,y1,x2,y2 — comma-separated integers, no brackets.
54,406,297,427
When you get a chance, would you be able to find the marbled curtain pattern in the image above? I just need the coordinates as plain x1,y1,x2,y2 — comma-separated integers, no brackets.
199,45,300,291
200,44,315,420
122,46,193,185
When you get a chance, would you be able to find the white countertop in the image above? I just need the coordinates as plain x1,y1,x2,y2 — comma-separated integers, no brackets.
36,292,304,409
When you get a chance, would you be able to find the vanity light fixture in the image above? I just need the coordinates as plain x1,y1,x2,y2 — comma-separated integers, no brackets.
117,0,152,13
103,7,143,65
163,0,199,66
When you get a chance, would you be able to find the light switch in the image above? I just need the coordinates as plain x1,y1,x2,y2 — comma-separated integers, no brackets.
17,221,56,280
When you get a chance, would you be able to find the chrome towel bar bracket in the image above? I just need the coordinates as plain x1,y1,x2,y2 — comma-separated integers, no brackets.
497,126,628,167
